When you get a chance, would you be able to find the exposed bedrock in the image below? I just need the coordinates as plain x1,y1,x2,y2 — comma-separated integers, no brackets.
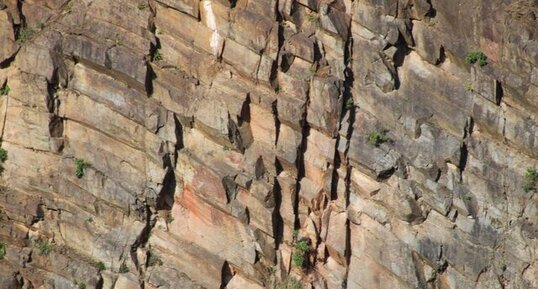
0,0,536,288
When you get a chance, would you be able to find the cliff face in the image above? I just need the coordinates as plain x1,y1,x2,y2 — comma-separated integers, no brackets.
0,0,537,288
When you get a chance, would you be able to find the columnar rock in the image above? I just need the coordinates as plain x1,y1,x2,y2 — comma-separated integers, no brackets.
0,0,536,289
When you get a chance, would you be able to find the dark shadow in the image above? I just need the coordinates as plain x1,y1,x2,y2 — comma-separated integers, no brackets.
219,261,234,289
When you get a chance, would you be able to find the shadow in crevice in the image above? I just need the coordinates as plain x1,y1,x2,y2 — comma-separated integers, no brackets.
272,177,284,249
219,261,234,289
156,168,176,211
156,115,184,211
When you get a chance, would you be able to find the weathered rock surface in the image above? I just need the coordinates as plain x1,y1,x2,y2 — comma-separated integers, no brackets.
0,0,537,288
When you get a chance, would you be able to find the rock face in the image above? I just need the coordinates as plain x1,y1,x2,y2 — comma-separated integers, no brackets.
0,0,537,288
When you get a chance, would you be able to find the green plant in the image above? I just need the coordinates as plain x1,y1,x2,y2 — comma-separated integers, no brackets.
165,215,174,224
0,148,7,163
137,3,147,9
38,240,52,256
65,1,73,13
291,251,305,267
464,82,474,92
276,276,303,289
304,66,316,79
466,51,488,67
294,240,309,252
74,158,90,178
306,12,320,28
367,131,390,147
96,261,106,271
523,167,538,193
152,49,163,61
147,252,163,267
16,27,33,44
345,98,354,110
0,242,6,259
426,19,436,27
291,240,309,268
266,266,276,274
78,282,86,289
119,262,129,273
0,84,9,96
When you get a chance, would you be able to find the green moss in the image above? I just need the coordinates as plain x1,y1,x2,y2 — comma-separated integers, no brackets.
466,51,488,67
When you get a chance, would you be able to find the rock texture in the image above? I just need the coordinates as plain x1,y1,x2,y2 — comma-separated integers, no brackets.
0,0,537,288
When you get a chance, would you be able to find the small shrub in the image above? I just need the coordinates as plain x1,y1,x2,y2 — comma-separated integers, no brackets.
119,262,129,273
466,51,488,67
277,277,302,289
294,240,309,252
78,282,86,289
523,167,538,193
0,84,9,96
152,49,163,62
266,266,276,274
96,261,106,271
38,240,52,256
16,27,33,44
345,98,354,110
292,240,309,268
367,131,390,147
137,3,147,10
165,215,174,224
0,148,8,163
65,1,73,13
0,242,6,259
464,82,474,92
74,158,91,178
305,66,316,79
306,12,320,28
292,230,299,240
291,251,305,267
0,148,7,164
147,252,163,267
